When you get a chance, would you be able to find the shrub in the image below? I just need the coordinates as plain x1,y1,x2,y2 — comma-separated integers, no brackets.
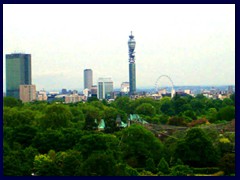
170,165,193,176
219,153,235,175
157,157,169,174
192,167,220,174
187,118,209,127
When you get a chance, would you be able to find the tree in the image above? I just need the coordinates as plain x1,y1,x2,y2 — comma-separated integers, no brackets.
229,93,235,104
218,138,234,156
4,144,38,176
41,104,73,129
3,96,22,107
190,99,205,115
174,128,220,167
87,96,99,102
32,129,64,153
146,158,156,173
172,97,188,115
170,165,193,176
12,125,38,147
219,153,235,175
75,133,121,161
78,152,117,176
33,150,61,176
157,157,170,174
70,106,85,123
112,96,131,113
119,124,164,168
206,108,218,123
222,98,233,107
182,110,197,121
168,116,187,126
135,103,156,117
82,105,103,130
217,106,235,121
55,150,83,176
160,98,175,116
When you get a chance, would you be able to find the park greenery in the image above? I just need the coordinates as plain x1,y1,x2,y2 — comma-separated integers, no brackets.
3,93,235,176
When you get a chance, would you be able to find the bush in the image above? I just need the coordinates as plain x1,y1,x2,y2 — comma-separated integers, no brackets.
168,116,187,126
219,153,235,175
157,157,169,174
192,167,220,174
187,118,209,127
170,165,193,176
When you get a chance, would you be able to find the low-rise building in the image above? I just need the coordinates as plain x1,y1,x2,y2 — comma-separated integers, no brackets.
19,84,36,102
65,94,82,103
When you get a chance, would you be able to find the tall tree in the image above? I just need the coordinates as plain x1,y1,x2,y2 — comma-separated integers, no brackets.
174,128,220,167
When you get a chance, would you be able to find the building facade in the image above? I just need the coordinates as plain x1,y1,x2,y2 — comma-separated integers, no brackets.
128,32,136,95
19,85,36,102
37,90,48,101
84,69,93,89
6,53,32,99
65,94,82,103
120,82,130,93
97,78,113,100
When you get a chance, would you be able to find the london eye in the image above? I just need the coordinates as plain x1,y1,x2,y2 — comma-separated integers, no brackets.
154,75,175,98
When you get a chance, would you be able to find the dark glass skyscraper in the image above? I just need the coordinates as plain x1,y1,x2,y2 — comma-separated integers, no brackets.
84,69,93,89
128,32,136,95
6,53,32,99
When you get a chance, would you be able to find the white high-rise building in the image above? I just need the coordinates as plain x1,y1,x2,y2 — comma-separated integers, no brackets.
120,82,129,93
97,78,113,100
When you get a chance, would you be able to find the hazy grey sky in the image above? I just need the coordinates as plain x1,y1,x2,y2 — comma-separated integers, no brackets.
3,4,235,91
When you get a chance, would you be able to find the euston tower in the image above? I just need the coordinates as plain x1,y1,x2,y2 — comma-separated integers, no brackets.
6,53,32,99
128,31,136,95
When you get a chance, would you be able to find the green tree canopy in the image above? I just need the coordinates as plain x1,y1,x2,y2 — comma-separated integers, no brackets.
41,104,73,129
217,106,235,121
119,124,164,168
174,128,220,167
135,103,156,117
3,96,22,107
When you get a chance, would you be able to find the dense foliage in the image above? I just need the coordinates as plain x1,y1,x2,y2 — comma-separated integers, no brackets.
3,94,235,176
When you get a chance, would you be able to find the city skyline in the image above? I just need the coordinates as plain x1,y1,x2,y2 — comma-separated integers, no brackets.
3,4,235,92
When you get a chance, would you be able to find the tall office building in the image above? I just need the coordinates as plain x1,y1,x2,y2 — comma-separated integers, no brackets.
19,85,36,102
128,32,136,95
84,69,93,89
97,78,113,100
6,53,32,99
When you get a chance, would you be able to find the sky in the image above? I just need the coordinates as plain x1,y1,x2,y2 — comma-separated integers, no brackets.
3,4,235,92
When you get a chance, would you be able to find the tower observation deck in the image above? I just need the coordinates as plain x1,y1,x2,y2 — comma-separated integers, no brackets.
128,31,136,95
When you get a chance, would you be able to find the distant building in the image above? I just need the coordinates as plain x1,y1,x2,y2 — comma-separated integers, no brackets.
90,85,97,96
72,90,78,94
19,85,36,102
49,91,60,95
97,78,113,100
158,88,167,95
128,32,136,95
37,90,48,101
121,82,130,93
65,94,82,103
184,89,191,95
62,88,68,94
83,88,89,97
6,53,32,99
218,93,228,100
84,69,93,89
228,86,234,94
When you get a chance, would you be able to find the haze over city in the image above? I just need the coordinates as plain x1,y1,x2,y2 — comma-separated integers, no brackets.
3,4,235,92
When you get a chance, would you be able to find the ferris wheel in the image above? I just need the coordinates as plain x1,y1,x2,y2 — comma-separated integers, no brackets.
154,75,175,98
